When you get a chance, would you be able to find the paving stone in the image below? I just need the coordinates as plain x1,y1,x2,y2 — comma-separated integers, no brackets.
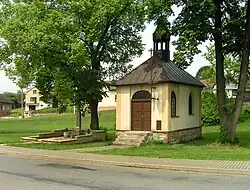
1,145,250,175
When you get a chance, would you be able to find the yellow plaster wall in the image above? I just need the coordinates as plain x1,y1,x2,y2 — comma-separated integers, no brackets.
168,84,201,131
116,87,121,130
117,84,164,131
116,86,131,130
116,83,201,132
161,84,168,131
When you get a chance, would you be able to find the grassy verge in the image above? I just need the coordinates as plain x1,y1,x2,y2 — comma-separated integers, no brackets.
91,120,250,161
0,110,116,150
10,106,75,117
10,131,116,150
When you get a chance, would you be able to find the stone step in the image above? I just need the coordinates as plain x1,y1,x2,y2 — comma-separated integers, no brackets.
113,141,141,146
121,132,151,136
116,139,145,144
114,139,144,145
116,136,146,141
114,132,152,146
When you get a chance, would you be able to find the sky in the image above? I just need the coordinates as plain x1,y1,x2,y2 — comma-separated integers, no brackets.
0,6,210,93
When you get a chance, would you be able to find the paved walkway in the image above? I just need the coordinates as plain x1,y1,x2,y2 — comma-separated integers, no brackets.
0,145,250,176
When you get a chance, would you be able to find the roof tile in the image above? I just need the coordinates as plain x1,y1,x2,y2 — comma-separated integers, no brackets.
116,55,205,87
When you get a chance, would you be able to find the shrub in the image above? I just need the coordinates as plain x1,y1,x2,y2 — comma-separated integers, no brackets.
201,92,219,126
201,92,250,126
105,131,116,141
31,106,74,114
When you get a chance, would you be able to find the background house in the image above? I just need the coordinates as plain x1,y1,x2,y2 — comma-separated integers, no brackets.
200,80,215,92
0,94,13,117
25,86,116,112
213,83,250,102
25,87,49,111
98,85,116,111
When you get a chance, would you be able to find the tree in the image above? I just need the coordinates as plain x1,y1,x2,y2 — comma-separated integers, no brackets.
0,0,147,129
147,0,250,143
2,91,24,109
196,45,242,85
195,65,215,84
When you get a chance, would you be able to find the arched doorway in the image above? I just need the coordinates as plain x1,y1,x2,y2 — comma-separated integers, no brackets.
131,90,152,131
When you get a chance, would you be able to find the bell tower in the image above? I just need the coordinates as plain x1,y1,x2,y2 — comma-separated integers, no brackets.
153,21,171,62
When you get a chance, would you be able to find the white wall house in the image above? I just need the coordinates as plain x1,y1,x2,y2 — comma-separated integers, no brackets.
213,83,238,99
213,83,250,102
98,86,116,110
25,87,49,111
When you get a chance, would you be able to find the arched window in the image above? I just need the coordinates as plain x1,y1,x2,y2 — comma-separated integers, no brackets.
132,90,151,100
189,93,193,115
171,91,176,117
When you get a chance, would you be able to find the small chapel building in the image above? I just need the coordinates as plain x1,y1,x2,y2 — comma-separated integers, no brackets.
114,24,205,145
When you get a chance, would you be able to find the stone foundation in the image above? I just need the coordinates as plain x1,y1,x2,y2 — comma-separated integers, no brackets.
151,126,202,144
167,126,202,144
116,126,202,145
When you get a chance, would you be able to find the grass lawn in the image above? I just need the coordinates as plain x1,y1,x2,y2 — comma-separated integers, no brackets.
92,120,250,161
3,108,250,160
0,110,116,149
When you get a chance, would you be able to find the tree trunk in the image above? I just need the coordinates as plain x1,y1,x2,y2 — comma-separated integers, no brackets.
90,50,101,130
223,118,237,143
213,0,227,125
20,89,24,119
231,0,250,130
90,99,99,130
214,0,250,143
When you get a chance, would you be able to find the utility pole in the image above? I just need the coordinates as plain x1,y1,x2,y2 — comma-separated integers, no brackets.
75,109,81,135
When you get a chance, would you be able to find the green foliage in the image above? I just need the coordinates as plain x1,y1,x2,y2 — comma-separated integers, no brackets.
105,131,116,141
147,140,165,145
91,119,250,161
201,91,250,126
196,45,241,84
3,91,24,108
195,65,214,82
30,107,74,114
31,107,58,114
0,0,149,129
10,108,22,117
146,0,250,142
201,92,219,126
0,110,115,145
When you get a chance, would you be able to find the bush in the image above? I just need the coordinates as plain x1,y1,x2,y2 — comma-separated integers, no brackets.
32,107,58,114
105,131,116,141
201,92,250,126
31,106,74,114
201,92,219,126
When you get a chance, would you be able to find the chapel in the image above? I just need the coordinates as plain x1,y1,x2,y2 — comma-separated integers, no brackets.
114,23,205,145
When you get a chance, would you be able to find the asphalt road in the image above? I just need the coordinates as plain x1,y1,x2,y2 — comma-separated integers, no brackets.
0,154,250,190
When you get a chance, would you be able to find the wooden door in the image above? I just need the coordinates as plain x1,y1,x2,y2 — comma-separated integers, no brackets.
131,101,151,131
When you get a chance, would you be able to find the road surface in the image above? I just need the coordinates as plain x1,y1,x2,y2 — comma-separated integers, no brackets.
0,154,250,190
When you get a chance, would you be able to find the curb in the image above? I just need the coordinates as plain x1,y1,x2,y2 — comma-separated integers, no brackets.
1,150,250,176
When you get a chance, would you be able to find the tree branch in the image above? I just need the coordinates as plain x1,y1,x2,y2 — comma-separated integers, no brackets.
95,2,131,64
